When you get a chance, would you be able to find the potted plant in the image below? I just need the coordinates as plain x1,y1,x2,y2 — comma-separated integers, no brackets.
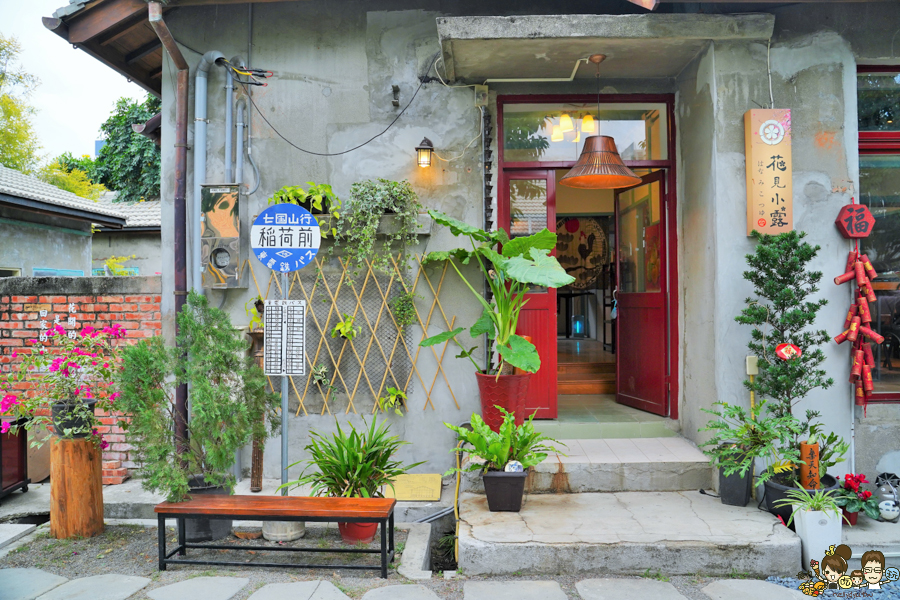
330,314,360,341
420,209,574,431
834,473,882,525
377,387,407,416
735,231,848,519
341,179,423,279
279,419,422,543
773,485,844,567
117,291,279,541
700,399,801,507
311,364,337,405
446,408,561,512
268,181,341,239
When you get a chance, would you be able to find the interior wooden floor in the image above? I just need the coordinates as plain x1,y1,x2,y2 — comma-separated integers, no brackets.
557,339,615,395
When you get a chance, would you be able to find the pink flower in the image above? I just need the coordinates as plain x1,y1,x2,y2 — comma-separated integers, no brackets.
103,363,109,368
109,392,121,402
28,339,37,344
11,352,16,358
0,421,9,434
92,361,97,366
39,350,44,355
1,394,18,413
100,439,109,450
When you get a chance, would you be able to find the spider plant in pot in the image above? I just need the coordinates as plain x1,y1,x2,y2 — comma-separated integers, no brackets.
279,419,423,543
446,408,562,512
773,484,845,567
420,209,574,432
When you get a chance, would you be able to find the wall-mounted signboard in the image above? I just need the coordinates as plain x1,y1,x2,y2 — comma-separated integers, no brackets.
745,109,793,236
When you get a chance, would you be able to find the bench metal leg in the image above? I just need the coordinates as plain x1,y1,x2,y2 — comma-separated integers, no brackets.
157,514,167,571
380,518,388,579
178,518,186,556
389,512,395,555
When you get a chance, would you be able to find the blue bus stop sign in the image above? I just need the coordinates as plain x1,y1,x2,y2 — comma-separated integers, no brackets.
250,204,321,272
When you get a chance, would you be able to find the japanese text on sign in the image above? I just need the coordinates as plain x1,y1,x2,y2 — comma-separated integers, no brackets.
263,299,306,377
251,204,321,273
744,109,793,236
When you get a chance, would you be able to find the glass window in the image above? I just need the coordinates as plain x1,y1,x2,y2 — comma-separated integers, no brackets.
617,179,662,293
32,268,84,277
858,72,900,132
860,155,900,392
503,103,667,163
509,179,547,239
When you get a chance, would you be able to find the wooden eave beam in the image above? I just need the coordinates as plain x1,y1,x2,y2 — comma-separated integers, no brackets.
125,39,162,65
65,0,147,45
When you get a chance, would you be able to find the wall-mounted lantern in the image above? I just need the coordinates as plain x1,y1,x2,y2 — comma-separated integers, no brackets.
416,137,434,168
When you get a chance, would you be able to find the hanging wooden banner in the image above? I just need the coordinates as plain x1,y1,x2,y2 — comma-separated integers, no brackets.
745,109,793,236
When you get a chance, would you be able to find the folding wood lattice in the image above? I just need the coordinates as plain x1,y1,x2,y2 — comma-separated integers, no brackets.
248,254,460,415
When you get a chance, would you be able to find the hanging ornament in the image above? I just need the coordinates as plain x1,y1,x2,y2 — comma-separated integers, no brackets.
775,343,802,360
835,202,875,239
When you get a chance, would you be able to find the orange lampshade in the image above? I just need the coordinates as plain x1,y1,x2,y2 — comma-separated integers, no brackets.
559,135,641,189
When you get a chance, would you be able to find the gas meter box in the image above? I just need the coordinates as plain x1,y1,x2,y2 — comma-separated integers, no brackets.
201,184,248,288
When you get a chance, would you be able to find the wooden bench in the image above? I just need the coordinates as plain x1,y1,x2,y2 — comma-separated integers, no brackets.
155,495,396,578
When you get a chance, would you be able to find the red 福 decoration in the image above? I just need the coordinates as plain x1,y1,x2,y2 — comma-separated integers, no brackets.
834,200,878,413
775,343,802,360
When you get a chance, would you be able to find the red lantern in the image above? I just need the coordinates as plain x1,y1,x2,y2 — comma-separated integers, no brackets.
835,203,875,239
775,343,802,360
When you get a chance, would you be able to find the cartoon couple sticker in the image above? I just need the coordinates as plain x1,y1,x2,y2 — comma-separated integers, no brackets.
799,545,899,596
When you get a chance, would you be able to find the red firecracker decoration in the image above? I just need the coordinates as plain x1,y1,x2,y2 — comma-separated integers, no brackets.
835,203,875,239
834,202,879,412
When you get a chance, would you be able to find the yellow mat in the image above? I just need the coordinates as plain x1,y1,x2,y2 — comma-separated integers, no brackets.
383,474,442,501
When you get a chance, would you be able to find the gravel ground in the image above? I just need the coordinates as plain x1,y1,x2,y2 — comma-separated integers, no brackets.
5,524,889,600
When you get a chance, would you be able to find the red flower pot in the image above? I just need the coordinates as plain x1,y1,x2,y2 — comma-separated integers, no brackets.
475,372,531,432
338,521,378,544
843,509,858,526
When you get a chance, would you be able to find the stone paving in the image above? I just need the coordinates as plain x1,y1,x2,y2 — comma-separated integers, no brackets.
0,569,832,600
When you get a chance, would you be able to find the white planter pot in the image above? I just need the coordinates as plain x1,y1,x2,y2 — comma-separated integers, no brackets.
794,508,842,568
262,520,306,542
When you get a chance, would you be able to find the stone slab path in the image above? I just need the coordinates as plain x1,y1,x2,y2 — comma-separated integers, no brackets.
248,581,349,600
702,579,807,600
464,581,568,600
146,576,249,600
0,567,68,600
0,524,37,549
35,574,149,600
576,578,688,600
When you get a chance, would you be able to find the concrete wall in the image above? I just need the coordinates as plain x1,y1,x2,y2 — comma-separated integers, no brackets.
92,232,163,276
0,208,93,277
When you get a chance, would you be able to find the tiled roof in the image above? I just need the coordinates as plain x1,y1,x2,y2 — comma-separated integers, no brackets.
0,165,126,220
97,193,161,228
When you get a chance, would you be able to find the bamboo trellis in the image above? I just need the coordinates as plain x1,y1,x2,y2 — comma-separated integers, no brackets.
248,254,461,416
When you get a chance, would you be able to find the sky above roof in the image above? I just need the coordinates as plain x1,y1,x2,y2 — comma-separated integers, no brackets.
1,0,146,163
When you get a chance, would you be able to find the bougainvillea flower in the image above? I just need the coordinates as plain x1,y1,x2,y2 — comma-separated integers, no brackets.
0,421,9,434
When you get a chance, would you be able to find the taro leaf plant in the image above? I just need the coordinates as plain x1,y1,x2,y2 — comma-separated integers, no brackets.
737,230,838,483
117,291,279,502
700,399,803,485
419,209,575,376
279,419,423,498
341,179,423,280
445,408,563,473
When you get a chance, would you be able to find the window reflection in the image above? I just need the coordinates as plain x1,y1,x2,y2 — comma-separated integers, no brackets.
858,72,900,132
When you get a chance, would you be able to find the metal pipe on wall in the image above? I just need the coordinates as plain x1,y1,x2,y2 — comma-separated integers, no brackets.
224,71,234,183
148,2,190,456
193,50,226,291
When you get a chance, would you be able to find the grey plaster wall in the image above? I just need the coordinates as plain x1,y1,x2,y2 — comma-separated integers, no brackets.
0,216,92,277
92,232,163,276
160,2,485,474
676,31,858,482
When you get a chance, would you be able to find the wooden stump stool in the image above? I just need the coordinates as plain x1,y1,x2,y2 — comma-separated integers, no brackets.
50,437,104,539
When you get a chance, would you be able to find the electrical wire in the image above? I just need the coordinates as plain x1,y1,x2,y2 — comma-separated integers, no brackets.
231,58,434,157
434,54,477,89
434,106,484,162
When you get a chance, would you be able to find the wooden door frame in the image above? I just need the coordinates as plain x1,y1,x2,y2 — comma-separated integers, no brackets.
497,93,679,419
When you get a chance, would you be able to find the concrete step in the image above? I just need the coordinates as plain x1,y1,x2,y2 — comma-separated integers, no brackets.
558,374,616,395
557,362,615,375
457,491,800,576
463,437,712,493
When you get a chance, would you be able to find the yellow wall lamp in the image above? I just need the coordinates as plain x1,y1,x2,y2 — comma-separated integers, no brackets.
416,137,434,168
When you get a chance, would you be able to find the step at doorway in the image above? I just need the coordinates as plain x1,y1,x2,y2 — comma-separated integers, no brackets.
534,394,676,439
558,339,615,395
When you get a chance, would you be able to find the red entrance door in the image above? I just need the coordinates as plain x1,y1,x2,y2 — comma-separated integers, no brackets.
615,171,669,416
501,170,558,419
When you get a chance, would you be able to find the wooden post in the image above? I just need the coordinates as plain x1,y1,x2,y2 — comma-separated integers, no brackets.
50,437,104,539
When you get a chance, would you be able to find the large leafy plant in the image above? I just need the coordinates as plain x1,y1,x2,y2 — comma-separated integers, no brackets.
93,94,161,202
445,408,562,472
116,291,279,502
279,419,422,498
420,209,574,375
736,231,842,483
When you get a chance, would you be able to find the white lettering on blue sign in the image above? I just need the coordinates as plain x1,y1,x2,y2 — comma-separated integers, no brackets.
251,204,321,272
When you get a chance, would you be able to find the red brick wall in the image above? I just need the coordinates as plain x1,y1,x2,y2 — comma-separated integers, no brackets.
0,277,162,485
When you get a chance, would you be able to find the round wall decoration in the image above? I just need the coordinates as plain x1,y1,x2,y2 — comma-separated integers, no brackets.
555,217,609,289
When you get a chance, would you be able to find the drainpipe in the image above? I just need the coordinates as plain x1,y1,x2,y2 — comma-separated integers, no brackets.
236,98,247,192
148,2,190,457
193,50,226,291
224,70,234,183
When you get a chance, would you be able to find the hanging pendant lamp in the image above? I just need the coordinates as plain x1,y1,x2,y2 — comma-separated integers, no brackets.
560,54,641,190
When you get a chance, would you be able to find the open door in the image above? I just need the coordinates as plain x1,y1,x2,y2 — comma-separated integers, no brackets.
501,170,557,419
615,171,668,416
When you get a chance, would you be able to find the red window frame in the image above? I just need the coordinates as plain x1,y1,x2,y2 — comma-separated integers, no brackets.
858,65,900,402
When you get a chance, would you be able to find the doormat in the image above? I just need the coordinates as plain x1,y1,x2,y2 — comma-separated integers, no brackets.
383,474,442,501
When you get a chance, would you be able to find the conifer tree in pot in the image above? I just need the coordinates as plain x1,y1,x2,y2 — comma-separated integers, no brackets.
420,210,574,431
117,291,279,541
731,231,847,521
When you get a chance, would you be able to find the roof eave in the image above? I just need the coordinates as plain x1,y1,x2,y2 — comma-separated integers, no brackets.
0,192,127,229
